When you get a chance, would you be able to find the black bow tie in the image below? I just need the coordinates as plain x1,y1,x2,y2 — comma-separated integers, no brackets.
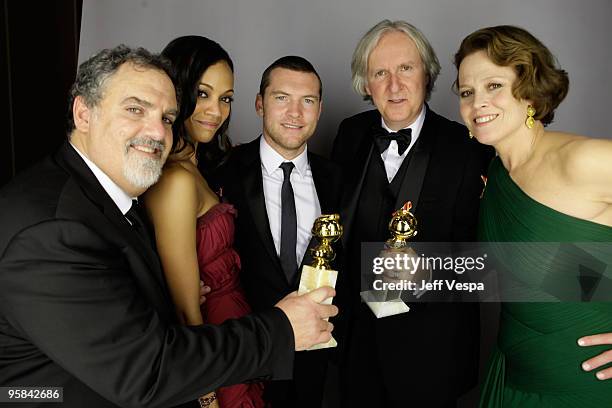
372,126,412,155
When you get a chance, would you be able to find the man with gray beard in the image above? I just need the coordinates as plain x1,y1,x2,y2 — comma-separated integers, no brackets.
0,45,337,408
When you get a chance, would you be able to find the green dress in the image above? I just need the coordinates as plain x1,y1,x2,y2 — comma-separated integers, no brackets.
479,157,612,407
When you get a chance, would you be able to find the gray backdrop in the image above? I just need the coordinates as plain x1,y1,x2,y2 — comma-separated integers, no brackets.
80,0,612,155
79,2,612,404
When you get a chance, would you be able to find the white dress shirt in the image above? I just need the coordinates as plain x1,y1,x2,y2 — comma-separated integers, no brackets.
70,143,135,216
260,136,321,266
379,105,426,182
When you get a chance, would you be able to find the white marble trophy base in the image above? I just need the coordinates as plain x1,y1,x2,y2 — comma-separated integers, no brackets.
360,290,410,318
298,265,338,350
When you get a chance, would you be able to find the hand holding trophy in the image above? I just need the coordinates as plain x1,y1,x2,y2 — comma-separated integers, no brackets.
297,214,342,350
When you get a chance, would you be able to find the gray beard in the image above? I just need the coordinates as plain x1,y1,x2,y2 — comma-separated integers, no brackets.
123,153,163,189
122,137,166,190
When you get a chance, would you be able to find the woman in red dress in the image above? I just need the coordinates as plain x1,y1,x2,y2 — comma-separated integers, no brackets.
143,36,264,408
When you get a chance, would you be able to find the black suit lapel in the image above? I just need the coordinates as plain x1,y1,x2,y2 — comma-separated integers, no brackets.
55,143,172,317
297,154,329,283
392,108,435,213
340,124,376,248
309,153,334,214
239,140,284,275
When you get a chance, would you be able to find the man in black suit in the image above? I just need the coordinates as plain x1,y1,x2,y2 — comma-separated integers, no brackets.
332,21,494,408
215,56,343,407
0,46,337,408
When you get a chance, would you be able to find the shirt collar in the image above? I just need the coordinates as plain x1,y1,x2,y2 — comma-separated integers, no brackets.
259,135,309,177
380,103,426,140
70,143,135,215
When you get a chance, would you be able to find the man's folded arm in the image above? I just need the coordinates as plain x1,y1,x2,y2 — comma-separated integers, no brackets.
0,219,294,408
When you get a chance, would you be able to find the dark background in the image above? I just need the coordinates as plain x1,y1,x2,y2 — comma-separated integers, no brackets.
1,0,82,187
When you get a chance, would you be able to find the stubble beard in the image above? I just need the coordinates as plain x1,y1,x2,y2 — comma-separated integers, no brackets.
264,123,311,155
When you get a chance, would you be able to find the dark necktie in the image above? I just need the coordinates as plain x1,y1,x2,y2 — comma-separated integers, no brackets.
126,199,154,249
372,126,412,155
279,162,298,283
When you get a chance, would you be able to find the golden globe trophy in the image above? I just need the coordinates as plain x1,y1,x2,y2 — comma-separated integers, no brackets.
385,201,418,249
362,201,417,318
297,214,342,350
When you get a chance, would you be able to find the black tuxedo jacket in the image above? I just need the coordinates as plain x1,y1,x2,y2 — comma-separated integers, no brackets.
332,107,494,403
0,142,294,408
215,137,343,311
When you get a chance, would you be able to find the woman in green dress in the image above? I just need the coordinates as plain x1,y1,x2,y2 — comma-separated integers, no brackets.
453,26,612,407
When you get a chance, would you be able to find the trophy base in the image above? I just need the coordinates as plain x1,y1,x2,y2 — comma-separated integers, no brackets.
298,265,338,350
360,290,410,318
308,336,337,350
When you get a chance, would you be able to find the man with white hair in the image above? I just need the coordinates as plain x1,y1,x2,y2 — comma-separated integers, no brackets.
333,20,493,408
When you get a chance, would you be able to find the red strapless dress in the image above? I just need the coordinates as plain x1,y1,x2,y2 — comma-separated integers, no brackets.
196,203,264,408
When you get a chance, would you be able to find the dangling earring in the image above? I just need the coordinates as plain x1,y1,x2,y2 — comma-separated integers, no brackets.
525,105,536,129
469,130,474,139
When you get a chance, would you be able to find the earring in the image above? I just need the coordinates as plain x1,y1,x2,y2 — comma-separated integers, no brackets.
525,105,536,129
469,130,474,139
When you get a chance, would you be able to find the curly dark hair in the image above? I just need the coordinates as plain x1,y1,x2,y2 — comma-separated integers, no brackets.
161,36,234,175
67,45,175,134
454,25,569,126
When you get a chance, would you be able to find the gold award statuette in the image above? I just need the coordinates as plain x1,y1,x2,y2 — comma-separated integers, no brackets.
386,201,417,249
363,201,417,318
297,214,342,350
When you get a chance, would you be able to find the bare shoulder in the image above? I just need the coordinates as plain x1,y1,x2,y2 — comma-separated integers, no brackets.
554,132,612,185
142,161,199,214
151,162,198,193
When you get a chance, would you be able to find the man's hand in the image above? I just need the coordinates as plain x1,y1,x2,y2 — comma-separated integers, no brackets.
199,280,212,305
579,333,612,380
275,286,338,351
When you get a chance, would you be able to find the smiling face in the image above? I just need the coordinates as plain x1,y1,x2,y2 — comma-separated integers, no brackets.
365,30,427,131
256,67,322,159
71,62,177,196
184,61,234,144
458,50,531,146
